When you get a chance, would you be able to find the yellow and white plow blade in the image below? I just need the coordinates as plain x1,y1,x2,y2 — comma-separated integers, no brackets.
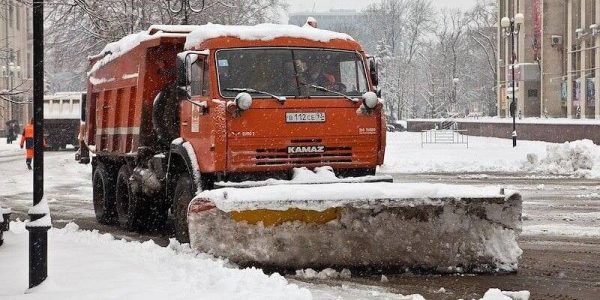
188,182,522,273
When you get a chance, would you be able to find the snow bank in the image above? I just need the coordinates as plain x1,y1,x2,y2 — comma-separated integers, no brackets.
1,222,426,299
0,222,311,300
185,23,354,50
196,181,512,213
524,139,600,178
480,288,530,300
195,165,514,212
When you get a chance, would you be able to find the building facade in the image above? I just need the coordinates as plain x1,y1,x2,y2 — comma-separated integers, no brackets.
497,0,600,119
288,9,363,41
0,0,33,135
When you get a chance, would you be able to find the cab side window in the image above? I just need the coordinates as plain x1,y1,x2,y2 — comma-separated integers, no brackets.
187,54,210,96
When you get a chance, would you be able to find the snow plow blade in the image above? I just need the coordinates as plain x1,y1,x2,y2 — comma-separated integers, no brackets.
188,168,522,273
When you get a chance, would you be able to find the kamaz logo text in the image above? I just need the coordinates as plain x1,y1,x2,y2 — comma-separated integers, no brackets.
287,145,325,154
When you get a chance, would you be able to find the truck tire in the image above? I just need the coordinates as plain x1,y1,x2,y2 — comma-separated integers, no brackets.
173,173,193,243
116,165,168,232
93,162,118,224
115,164,141,231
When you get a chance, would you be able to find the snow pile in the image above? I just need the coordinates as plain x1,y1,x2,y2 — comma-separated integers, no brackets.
525,139,600,178
196,179,513,212
0,222,312,300
185,23,354,50
295,268,351,280
480,288,530,300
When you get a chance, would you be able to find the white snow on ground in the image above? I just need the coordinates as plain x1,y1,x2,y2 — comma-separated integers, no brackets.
523,224,600,237
382,132,600,179
0,148,91,198
0,137,22,158
0,222,425,300
185,23,353,50
410,117,600,125
381,132,548,174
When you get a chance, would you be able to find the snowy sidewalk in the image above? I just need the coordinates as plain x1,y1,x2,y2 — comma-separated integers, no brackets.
0,222,530,300
0,137,22,159
0,222,426,300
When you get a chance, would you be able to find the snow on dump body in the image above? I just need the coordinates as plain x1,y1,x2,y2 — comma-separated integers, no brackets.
184,23,354,49
88,25,193,75
188,167,523,272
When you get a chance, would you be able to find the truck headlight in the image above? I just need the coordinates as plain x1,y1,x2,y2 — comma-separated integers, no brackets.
235,92,253,111
362,91,378,109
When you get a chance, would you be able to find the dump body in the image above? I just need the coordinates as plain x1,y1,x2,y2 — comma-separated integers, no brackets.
44,92,84,150
85,35,185,154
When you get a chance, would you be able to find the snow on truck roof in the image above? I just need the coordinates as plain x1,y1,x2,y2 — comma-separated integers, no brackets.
183,23,354,49
88,23,355,75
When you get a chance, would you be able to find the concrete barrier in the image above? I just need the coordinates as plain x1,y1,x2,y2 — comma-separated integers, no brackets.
407,120,600,144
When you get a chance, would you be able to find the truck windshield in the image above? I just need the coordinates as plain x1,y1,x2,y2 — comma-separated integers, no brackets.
216,48,368,98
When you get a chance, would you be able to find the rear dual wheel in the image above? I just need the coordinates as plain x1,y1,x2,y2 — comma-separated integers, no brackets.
115,165,167,231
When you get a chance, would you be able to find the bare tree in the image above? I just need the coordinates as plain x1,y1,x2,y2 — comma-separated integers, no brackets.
44,0,287,92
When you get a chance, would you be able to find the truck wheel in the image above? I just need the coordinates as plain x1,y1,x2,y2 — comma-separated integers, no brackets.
92,163,118,224
173,173,193,243
115,164,141,231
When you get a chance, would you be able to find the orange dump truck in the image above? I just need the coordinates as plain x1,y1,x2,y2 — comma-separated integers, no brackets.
80,24,522,272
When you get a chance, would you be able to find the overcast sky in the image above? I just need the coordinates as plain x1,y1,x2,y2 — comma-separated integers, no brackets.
285,0,477,13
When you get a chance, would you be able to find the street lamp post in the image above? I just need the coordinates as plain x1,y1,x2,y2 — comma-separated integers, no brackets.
167,0,206,25
501,13,524,148
26,0,50,289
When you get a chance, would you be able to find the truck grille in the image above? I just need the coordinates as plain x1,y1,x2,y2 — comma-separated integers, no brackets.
254,139,352,166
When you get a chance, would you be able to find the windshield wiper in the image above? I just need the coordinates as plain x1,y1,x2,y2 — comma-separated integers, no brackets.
300,82,359,103
223,87,286,104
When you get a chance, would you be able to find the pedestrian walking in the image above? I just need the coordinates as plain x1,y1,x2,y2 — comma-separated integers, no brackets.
19,118,34,170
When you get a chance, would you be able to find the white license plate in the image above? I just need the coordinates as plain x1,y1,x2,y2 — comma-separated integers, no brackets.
286,112,325,123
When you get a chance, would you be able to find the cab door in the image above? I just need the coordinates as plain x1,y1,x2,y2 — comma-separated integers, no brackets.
180,52,219,172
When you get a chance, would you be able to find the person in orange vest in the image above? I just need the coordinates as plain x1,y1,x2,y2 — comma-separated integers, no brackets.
19,118,34,170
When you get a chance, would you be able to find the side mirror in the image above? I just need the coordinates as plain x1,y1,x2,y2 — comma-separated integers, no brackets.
176,53,187,87
368,57,379,86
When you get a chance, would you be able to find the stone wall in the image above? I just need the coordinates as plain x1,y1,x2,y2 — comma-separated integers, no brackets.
407,120,600,144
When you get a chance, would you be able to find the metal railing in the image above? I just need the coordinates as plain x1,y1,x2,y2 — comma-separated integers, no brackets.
421,128,469,147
